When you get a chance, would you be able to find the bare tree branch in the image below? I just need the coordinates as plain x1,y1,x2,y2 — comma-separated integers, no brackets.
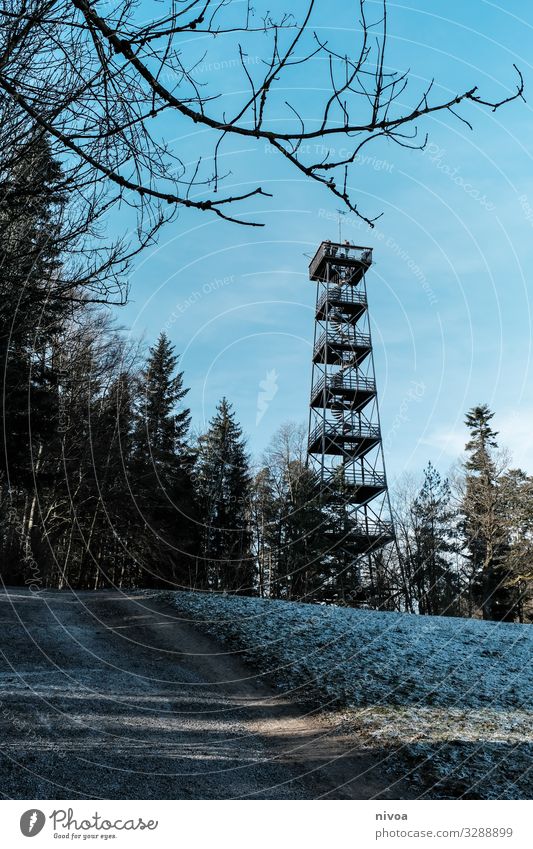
0,0,524,251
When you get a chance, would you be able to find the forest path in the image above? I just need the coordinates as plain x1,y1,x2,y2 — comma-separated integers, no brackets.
0,588,411,799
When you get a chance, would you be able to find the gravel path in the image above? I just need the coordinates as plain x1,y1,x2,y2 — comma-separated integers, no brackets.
0,588,410,800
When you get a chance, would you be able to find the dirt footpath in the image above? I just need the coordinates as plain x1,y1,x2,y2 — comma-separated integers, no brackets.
0,588,412,799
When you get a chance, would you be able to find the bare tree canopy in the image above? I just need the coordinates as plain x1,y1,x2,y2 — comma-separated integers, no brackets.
0,0,524,243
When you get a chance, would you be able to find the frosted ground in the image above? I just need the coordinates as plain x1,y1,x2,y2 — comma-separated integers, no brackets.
169,592,532,799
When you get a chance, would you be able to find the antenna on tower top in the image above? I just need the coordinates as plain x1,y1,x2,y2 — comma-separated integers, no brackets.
336,208,346,243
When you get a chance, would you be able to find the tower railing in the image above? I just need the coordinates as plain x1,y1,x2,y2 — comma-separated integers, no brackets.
327,468,386,489
308,420,380,449
313,329,371,356
311,372,375,398
318,468,387,500
309,242,373,280
316,286,366,314
323,519,395,542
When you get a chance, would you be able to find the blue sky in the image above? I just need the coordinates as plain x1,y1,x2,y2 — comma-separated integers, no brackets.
116,0,533,484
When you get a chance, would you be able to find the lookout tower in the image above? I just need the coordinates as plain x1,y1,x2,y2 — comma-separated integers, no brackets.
307,240,395,591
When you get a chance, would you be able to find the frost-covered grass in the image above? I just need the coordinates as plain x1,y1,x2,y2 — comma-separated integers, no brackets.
168,591,533,799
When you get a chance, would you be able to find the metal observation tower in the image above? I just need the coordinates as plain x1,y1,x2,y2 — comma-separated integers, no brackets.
307,240,395,586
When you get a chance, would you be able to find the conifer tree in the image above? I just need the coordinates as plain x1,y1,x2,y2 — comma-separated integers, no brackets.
195,398,252,593
411,462,458,616
497,468,533,622
280,459,327,601
132,333,197,587
0,133,72,584
0,134,66,492
135,333,191,461
252,424,330,601
461,405,513,620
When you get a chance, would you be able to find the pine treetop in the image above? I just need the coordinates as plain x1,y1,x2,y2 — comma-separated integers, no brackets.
464,404,498,475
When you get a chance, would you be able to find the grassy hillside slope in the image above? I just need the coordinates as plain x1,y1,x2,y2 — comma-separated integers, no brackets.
168,592,532,799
